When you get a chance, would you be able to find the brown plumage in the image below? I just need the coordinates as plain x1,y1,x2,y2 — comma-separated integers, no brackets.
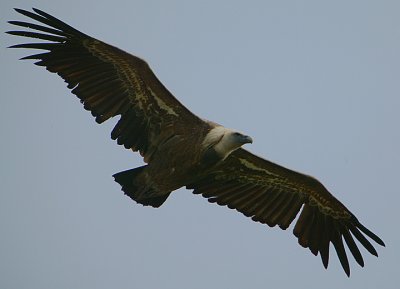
8,8,384,276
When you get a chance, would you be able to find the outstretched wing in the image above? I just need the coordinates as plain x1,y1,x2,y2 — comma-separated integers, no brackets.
188,148,385,276
7,8,203,162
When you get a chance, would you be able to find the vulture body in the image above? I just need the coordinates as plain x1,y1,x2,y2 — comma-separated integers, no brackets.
8,8,384,276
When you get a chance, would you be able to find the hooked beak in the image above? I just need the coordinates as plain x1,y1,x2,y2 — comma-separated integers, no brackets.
242,135,253,144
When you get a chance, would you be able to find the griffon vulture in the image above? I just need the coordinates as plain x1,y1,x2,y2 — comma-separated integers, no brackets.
7,8,384,276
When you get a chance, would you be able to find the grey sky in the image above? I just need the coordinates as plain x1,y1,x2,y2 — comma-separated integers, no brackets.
1,1,399,288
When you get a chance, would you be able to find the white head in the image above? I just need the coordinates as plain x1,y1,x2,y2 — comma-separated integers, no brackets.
203,126,253,159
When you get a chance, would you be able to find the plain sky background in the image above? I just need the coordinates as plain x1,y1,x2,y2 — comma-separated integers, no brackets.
1,1,399,288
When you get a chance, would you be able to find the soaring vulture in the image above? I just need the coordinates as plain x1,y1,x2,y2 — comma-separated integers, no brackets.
8,8,384,276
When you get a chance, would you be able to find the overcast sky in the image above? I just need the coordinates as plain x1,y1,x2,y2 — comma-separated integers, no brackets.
1,1,399,288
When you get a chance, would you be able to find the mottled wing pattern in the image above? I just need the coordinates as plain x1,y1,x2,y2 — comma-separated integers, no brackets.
7,8,202,161
188,148,384,276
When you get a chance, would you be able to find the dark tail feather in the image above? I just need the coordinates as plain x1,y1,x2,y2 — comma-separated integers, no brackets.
113,166,170,208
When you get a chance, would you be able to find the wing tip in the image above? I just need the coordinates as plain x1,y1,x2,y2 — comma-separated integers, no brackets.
7,44,22,49
13,7,39,14
352,216,385,247
32,7,43,13
13,7,32,17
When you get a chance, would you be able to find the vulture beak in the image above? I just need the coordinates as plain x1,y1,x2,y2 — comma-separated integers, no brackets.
242,135,253,144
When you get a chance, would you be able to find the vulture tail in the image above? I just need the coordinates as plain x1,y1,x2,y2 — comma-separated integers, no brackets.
113,166,171,208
